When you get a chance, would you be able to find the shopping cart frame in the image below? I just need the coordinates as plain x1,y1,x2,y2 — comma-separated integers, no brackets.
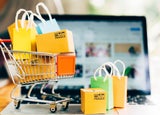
0,39,75,113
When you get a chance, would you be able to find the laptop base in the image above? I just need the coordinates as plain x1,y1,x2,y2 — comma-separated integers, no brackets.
1,102,117,115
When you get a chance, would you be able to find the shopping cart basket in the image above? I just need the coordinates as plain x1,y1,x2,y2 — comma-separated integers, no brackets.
0,39,76,113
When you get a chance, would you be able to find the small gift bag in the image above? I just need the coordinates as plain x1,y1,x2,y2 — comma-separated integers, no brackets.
35,2,60,34
112,60,128,108
8,9,37,59
90,64,114,110
8,20,29,42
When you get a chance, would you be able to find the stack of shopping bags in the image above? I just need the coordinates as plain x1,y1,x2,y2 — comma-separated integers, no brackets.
7,2,75,82
8,2,74,54
81,60,128,114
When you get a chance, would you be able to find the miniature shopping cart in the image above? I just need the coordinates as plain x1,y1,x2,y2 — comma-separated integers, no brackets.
0,39,76,113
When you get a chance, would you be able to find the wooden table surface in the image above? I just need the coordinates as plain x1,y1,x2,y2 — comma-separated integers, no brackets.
0,81,15,112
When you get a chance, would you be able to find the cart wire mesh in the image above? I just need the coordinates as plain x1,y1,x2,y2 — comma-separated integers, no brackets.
0,39,75,113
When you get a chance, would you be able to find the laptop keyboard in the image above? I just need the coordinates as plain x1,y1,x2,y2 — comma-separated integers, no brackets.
21,86,153,105
21,92,152,105
127,95,152,105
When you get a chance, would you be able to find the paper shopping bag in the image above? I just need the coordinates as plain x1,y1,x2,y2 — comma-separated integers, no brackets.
9,9,37,59
112,60,128,108
12,27,37,52
112,76,127,108
35,2,60,34
90,66,113,110
12,27,37,59
36,29,75,53
80,88,106,114
36,18,60,34
91,77,113,110
8,20,29,41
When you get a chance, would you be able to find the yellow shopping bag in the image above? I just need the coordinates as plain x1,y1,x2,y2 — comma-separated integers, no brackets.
8,9,37,59
8,20,29,42
112,60,128,108
36,29,75,53
12,27,37,52
80,88,106,114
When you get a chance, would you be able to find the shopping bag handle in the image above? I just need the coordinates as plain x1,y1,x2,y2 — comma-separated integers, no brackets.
31,12,46,25
21,10,46,28
21,10,37,29
15,9,31,31
101,61,123,79
94,63,112,82
114,59,126,77
36,2,53,24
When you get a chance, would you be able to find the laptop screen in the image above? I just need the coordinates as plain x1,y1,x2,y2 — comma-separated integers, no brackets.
34,15,150,97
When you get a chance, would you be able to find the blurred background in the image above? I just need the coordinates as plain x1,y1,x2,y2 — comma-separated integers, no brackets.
0,0,160,56
0,0,160,87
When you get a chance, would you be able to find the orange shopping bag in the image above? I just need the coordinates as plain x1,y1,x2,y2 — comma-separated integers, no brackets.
112,60,128,108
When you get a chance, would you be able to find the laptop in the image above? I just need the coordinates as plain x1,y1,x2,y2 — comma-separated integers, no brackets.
1,14,156,115
21,14,151,105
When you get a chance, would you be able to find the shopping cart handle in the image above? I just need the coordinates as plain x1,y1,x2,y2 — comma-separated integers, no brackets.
0,39,11,44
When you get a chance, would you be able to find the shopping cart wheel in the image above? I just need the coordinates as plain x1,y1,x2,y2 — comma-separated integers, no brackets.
14,100,21,109
62,101,69,110
50,103,57,113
